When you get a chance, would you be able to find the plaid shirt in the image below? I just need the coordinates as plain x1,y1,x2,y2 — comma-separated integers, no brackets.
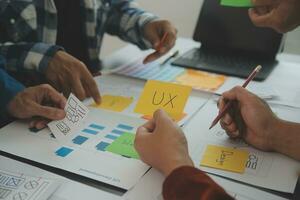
0,0,157,73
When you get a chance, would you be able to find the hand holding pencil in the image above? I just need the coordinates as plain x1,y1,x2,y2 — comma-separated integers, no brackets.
143,20,177,64
209,65,262,129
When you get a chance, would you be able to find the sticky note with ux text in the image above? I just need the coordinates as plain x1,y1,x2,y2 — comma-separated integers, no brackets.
221,0,253,7
134,80,192,120
90,95,133,112
200,145,249,174
105,133,139,159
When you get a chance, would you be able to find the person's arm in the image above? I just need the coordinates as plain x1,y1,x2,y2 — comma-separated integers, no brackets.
105,0,158,49
135,109,233,200
271,120,300,160
0,42,63,73
163,166,233,200
249,0,300,33
0,57,25,116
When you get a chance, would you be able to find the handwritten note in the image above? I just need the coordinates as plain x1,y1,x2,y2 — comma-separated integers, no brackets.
134,80,192,119
221,0,253,7
105,133,139,159
175,70,226,91
48,93,89,141
90,95,133,112
200,145,249,173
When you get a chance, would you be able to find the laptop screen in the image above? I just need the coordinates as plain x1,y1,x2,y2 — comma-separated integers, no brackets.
193,0,283,58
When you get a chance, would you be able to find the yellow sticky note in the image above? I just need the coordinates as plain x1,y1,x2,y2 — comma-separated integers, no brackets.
175,70,227,91
90,95,133,112
200,145,249,174
134,80,192,118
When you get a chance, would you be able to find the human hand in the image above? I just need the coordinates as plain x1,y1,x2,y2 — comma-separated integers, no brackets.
143,20,177,64
46,51,101,103
135,109,193,176
249,0,300,33
7,84,66,129
218,86,281,151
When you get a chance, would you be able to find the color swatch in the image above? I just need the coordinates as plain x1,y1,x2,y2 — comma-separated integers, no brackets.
221,0,253,7
105,133,139,159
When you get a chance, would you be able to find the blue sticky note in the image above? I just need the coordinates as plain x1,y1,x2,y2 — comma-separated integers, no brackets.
55,147,73,157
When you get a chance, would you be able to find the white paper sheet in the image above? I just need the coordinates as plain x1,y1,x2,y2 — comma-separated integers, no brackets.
124,168,288,200
183,100,300,193
0,155,122,200
48,93,89,141
0,159,61,200
89,75,209,126
0,109,150,190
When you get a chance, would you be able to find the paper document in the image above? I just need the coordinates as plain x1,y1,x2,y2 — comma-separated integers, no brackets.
124,168,288,200
183,100,300,193
0,109,150,190
48,93,89,141
0,169,60,200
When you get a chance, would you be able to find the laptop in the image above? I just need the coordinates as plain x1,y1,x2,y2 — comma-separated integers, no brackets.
172,0,284,81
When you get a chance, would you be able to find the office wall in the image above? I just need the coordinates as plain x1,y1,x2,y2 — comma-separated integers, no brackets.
101,0,300,57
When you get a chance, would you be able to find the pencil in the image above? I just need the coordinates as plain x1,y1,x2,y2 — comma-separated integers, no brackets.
209,65,262,130
156,32,169,51
143,32,169,64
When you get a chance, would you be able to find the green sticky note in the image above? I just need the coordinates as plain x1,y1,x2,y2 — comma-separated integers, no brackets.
221,0,253,7
105,133,139,159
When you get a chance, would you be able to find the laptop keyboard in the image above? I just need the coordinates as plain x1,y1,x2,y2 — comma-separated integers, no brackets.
182,49,258,69
171,48,277,80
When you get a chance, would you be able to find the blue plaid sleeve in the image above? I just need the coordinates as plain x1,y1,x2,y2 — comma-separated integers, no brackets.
0,56,25,116
105,0,159,49
0,43,63,73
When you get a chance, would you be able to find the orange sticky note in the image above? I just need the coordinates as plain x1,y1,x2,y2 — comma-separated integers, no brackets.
90,95,133,112
134,80,191,119
200,145,249,174
175,70,226,91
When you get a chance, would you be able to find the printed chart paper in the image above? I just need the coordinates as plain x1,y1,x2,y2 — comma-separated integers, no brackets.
0,109,150,190
48,93,89,141
113,59,226,92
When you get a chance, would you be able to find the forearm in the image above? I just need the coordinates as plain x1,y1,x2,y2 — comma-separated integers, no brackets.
163,166,234,200
0,69,25,116
272,119,300,160
0,43,63,73
105,0,158,49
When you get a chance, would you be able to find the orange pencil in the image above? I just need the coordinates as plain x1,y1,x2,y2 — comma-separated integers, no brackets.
143,32,169,64
209,65,262,130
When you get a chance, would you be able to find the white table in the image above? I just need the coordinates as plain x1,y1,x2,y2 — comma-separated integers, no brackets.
1,37,299,199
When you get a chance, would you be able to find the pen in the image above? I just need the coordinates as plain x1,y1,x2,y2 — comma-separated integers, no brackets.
143,32,169,64
209,65,262,130
160,50,179,66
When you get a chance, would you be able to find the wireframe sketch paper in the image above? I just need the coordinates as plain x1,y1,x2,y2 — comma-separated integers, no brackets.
0,169,60,200
48,93,89,141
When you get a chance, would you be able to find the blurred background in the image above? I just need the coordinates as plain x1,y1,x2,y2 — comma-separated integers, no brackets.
101,0,300,57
